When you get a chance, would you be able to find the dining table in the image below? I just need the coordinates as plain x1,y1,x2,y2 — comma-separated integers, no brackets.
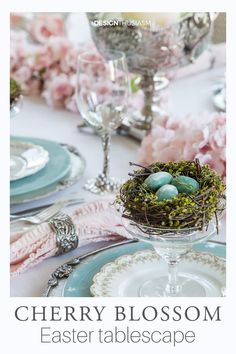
10,60,226,297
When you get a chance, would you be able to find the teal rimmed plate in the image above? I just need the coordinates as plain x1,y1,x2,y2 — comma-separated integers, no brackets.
45,241,226,297
10,137,71,199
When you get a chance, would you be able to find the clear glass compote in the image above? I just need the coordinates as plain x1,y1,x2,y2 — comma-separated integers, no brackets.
122,217,217,297
76,50,129,194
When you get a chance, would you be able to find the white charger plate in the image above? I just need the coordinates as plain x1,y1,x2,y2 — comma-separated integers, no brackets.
90,249,226,297
10,140,49,181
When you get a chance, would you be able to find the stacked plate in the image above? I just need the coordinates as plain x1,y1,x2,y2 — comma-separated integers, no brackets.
10,137,86,204
45,241,226,297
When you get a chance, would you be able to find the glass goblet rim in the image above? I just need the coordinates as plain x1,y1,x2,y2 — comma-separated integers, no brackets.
121,215,217,244
77,49,126,65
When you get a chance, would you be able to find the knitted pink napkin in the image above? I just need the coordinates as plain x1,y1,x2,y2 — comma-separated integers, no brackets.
10,199,128,276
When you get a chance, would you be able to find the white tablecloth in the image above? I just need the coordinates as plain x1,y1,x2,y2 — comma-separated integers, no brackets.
10,65,226,296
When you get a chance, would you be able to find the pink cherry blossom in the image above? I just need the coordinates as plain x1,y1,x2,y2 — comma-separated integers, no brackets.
29,14,65,44
139,112,226,177
65,93,78,113
10,16,144,114
46,36,72,61
60,47,80,73
11,66,32,92
10,30,32,71
42,74,74,107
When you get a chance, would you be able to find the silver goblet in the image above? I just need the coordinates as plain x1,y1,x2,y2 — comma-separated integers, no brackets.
87,12,218,131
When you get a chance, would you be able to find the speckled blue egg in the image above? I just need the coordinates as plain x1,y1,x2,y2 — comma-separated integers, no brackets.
144,172,173,191
156,184,178,201
171,175,200,194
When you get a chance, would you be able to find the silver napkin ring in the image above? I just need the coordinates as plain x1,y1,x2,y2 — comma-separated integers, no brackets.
49,213,78,256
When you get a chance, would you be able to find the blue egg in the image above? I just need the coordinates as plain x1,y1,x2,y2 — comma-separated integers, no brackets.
156,184,178,201
171,175,200,194
144,172,173,191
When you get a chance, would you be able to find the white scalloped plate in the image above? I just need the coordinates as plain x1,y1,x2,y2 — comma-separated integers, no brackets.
90,250,226,297
10,140,49,181
10,142,85,205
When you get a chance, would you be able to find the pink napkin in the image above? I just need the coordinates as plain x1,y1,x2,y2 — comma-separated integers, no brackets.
10,199,128,277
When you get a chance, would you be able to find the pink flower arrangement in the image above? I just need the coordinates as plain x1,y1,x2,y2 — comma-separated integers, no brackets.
28,14,65,44
139,112,226,177
10,26,91,111
10,15,143,114
10,13,226,179
42,73,74,107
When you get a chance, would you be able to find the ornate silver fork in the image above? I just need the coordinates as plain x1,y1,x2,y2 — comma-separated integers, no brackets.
10,200,70,225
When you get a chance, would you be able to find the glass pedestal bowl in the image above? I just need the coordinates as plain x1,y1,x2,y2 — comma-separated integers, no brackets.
122,216,217,297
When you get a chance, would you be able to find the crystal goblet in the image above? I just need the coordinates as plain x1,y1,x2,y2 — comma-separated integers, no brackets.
122,217,217,297
76,49,130,194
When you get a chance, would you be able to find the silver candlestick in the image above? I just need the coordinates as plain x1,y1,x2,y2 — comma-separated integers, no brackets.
87,12,218,131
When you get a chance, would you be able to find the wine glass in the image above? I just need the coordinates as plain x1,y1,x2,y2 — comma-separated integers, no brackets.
122,217,217,297
76,50,130,194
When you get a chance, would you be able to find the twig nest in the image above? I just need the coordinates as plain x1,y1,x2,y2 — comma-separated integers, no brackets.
116,160,225,231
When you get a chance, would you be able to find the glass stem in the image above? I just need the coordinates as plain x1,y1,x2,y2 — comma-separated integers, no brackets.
101,132,111,180
165,261,180,296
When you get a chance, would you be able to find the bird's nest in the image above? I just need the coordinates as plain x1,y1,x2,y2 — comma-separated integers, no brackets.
116,160,225,233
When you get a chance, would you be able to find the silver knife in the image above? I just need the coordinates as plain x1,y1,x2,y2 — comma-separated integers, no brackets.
44,239,138,297
10,198,84,219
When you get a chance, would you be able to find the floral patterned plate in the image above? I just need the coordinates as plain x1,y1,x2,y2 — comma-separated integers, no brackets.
45,241,226,297
90,249,226,297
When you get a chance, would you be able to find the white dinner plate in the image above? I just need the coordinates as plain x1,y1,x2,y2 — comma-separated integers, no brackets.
90,250,226,297
10,140,49,181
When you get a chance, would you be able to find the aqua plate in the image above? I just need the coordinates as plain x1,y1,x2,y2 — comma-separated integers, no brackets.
10,137,71,199
45,241,226,297
10,142,86,205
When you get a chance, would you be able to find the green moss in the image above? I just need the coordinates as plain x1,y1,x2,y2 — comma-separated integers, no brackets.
10,78,22,105
116,160,225,230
